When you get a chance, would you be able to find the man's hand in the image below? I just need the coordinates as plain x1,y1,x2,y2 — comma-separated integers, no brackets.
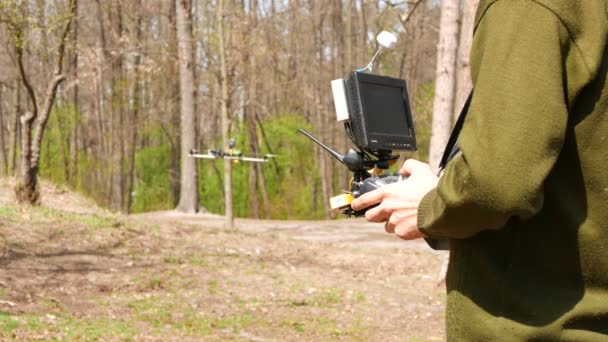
351,159,439,240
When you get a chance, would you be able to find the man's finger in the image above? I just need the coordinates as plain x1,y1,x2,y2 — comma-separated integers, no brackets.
364,203,389,223
384,220,395,233
399,159,431,177
351,188,385,211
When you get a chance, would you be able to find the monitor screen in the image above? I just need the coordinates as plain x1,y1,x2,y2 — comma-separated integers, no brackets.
359,81,411,137
344,72,416,151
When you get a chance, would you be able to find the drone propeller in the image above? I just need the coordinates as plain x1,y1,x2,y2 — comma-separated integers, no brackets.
189,147,278,163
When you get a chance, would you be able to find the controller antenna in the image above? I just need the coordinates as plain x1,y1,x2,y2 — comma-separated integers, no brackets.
298,129,363,172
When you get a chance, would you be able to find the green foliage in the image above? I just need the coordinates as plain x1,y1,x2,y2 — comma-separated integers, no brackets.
40,104,79,185
198,114,324,219
255,114,324,219
38,104,114,206
1,0,76,52
0,1,26,49
131,144,174,213
36,104,433,219
198,156,224,215
410,81,435,162
198,124,250,216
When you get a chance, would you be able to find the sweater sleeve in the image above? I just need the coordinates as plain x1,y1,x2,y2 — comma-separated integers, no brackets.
418,1,574,239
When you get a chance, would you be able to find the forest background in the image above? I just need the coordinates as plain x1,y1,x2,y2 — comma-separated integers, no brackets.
0,0,473,221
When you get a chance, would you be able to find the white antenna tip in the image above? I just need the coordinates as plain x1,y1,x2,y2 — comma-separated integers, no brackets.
377,31,397,49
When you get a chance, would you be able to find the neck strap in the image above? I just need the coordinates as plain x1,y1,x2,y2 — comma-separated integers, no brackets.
439,91,473,170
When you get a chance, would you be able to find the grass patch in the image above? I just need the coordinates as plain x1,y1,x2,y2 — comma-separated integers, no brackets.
126,295,257,336
163,256,184,264
280,315,364,338
0,205,119,231
208,279,219,295
353,290,367,303
24,315,45,331
317,315,365,338
127,296,174,331
37,207,117,229
0,206,19,219
0,311,20,337
311,288,343,307
129,291,267,334
281,319,306,333
188,256,207,266
147,278,163,289
6,299,266,340
208,312,255,333
58,316,135,341
78,214,119,229
39,297,60,309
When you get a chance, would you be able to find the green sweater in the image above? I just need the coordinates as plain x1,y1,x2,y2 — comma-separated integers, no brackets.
417,0,608,340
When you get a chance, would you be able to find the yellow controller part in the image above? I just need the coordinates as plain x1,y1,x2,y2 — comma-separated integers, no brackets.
329,194,354,213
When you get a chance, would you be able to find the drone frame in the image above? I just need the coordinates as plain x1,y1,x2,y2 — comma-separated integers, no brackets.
189,148,276,164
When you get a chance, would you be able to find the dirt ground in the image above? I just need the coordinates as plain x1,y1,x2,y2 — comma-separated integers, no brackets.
0,179,447,341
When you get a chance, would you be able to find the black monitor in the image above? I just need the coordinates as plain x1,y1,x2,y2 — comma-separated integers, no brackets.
345,72,416,152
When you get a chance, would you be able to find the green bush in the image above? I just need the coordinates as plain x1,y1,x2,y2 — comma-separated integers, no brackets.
131,144,173,213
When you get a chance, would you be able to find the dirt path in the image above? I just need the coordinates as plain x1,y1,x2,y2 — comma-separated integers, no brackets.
1,178,442,253
136,210,440,252
0,180,448,341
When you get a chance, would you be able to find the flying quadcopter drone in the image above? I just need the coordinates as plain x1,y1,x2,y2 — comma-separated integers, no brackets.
189,139,277,163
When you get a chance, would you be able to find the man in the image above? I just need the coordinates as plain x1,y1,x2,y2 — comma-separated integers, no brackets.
351,0,608,340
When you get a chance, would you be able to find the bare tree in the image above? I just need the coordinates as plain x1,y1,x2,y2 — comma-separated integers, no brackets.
10,81,20,176
0,85,7,175
108,1,126,212
455,0,479,113
217,0,234,228
435,0,479,285
175,0,199,213
125,0,144,214
1,0,78,204
68,0,79,186
428,0,460,171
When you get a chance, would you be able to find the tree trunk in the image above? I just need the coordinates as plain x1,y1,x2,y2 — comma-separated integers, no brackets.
358,1,368,68
94,0,107,191
428,0,459,171
246,122,259,219
242,0,259,219
175,0,200,213
217,0,234,228
109,1,126,212
14,0,76,204
11,83,21,176
0,86,7,175
126,0,143,214
254,115,272,219
69,0,79,186
311,0,330,219
19,110,38,203
167,0,181,207
56,93,70,182
455,0,479,114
